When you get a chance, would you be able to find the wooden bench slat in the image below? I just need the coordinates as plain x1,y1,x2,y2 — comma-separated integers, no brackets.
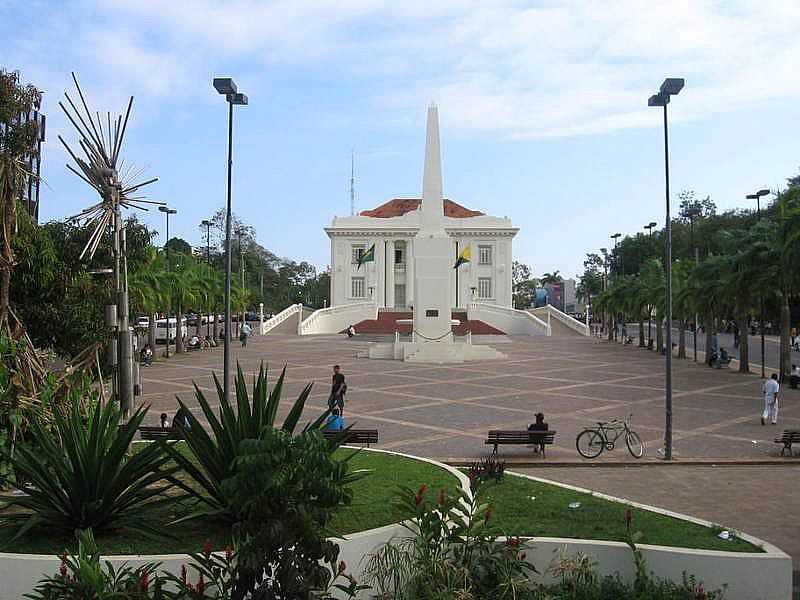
773,430,800,456
323,429,379,447
484,429,557,457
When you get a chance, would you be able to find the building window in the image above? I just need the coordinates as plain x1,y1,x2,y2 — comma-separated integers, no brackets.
478,277,492,299
351,244,365,265
351,277,365,298
478,245,492,265
394,248,403,264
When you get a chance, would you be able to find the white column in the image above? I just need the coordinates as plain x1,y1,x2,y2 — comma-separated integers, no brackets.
406,238,414,310
386,239,395,308
373,239,385,307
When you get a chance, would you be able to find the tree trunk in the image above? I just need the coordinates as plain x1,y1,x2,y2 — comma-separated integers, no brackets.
780,294,791,381
678,319,686,359
176,306,184,353
195,316,202,338
0,268,11,325
638,319,645,348
737,314,749,373
607,316,613,341
148,313,157,350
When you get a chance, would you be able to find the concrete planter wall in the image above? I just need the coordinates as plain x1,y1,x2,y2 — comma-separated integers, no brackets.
0,453,790,600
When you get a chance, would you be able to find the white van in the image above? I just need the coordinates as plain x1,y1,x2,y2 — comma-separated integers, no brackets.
155,317,187,344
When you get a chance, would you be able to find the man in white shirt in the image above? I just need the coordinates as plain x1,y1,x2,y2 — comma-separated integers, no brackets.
761,373,780,426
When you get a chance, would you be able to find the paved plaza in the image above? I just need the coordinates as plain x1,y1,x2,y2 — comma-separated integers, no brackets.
139,333,800,585
139,332,800,462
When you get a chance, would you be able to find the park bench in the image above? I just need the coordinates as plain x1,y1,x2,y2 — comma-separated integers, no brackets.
323,429,379,447
774,430,800,457
710,352,732,369
137,426,184,441
485,430,557,458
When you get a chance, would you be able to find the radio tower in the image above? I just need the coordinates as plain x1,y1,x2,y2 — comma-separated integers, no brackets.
350,149,355,216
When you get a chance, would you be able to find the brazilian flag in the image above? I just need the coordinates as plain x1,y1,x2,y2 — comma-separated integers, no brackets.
453,245,471,269
357,243,375,269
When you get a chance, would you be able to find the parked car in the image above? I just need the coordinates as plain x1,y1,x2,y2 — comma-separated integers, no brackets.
135,316,150,329
155,317,187,344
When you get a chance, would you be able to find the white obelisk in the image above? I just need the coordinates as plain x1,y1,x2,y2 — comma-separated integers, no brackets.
412,104,453,344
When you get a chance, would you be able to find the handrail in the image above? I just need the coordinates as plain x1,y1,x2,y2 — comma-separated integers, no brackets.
261,303,302,334
468,302,551,336
535,304,590,336
298,302,377,335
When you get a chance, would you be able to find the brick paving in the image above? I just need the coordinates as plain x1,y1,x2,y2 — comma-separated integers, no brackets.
138,332,800,581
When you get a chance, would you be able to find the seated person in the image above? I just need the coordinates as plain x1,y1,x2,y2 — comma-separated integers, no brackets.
187,335,201,349
346,324,356,338
719,348,729,362
527,412,548,454
140,345,153,366
790,364,800,389
159,412,170,429
325,408,346,431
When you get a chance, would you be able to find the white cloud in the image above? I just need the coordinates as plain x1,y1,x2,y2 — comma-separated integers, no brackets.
13,0,800,138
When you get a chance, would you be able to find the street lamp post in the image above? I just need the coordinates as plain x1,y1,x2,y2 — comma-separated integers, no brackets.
202,219,213,337
648,77,684,461
643,222,657,349
213,77,248,407
159,206,177,358
610,233,622,341
747,188,771,378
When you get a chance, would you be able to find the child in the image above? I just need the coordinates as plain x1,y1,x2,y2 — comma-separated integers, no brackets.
160,413,170,428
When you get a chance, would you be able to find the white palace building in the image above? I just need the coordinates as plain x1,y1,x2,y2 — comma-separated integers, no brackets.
325,169,519,310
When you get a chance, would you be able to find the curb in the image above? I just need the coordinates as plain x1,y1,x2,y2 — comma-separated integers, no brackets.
443,458,800,468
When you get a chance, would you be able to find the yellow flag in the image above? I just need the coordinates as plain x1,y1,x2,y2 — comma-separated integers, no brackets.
453,245,471,269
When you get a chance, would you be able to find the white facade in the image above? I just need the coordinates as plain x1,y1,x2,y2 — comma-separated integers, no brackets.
326,209,517,310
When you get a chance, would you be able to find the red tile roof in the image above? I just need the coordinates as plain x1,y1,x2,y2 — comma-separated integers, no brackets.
359,198,484,219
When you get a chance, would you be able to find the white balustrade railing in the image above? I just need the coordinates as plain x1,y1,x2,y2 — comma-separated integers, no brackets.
260,303,302,335
532,304,590,336
299,302,378,335
467,302,550,336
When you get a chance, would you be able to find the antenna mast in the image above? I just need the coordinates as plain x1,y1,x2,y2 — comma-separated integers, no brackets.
350,149,355,216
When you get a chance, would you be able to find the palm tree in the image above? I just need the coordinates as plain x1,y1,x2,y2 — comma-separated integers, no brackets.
540,271,563,285
0,72,42,327
231,282,254,339
168,259,202,353
129,249,168,351
640,259,665,353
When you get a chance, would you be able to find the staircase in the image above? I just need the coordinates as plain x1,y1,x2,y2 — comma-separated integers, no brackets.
352,310,504,335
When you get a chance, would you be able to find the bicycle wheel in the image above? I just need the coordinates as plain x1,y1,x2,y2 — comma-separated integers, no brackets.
626,431,645,458
576,429,604,459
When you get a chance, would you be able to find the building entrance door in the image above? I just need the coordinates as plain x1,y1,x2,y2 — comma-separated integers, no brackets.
394,284,406,309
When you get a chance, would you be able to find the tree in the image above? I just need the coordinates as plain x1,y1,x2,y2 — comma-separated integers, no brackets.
512,261,537,308
165,237,192,256
540,271,562,285
0,71,42,327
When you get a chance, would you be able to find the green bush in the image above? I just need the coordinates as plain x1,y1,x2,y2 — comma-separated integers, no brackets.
0,399,184,540
163,363,338,523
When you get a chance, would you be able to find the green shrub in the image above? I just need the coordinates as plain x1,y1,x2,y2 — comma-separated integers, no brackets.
163,362,338,523
0,399,184,540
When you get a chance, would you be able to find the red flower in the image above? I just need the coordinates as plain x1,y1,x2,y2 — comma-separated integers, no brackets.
139,571,150,592
505,537,520,548
225,545,234,560
437,489,447,506
414,484,428,506
203,539,213,558
59,552,68,578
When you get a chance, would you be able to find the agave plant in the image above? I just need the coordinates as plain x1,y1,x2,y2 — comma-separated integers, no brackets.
165,362,338,523
0,399,184,541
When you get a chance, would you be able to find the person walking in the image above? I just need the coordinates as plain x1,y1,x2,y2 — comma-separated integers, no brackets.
240,322,252,347
329,365,347,415
761,373,780,426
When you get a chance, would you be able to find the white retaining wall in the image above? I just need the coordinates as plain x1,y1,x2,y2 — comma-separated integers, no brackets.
0,456,790,600
259,303,303,335
530,304,590,336
299,302,377,335
468,302,550,335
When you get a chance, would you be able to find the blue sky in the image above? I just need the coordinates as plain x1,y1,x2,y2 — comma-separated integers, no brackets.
4,0,800,279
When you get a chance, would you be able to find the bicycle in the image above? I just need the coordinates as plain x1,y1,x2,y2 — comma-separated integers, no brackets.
576,414,645,459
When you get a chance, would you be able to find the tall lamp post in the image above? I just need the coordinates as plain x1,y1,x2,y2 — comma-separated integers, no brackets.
159,206,177,358
610,233,622,341
644,222,657,348
202,219,213,337
213,77,248,407
648,77,684,461
747,188,770,378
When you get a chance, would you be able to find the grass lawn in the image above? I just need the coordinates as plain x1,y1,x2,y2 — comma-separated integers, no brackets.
1,448,460,556
481,472,761,553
